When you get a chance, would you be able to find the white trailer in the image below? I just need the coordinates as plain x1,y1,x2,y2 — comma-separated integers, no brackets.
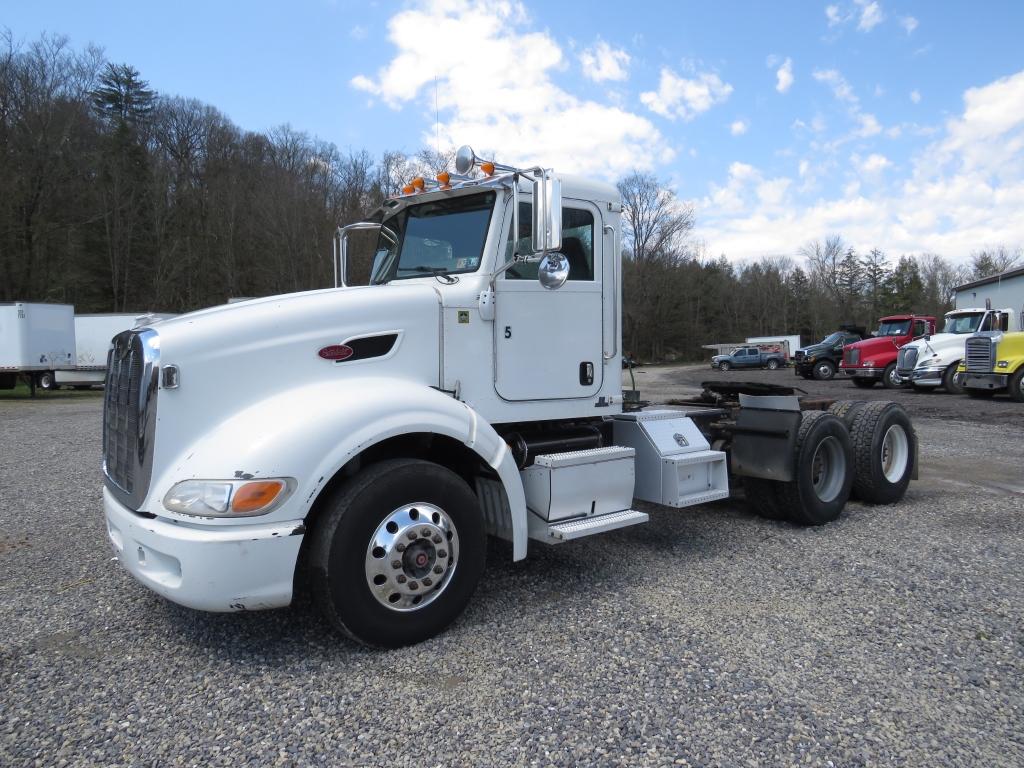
55,313,176,389
0,302,76,392
101,146,919,647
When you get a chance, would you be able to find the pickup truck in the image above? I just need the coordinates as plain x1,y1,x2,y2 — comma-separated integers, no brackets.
711,346,785,371
793,330,866,381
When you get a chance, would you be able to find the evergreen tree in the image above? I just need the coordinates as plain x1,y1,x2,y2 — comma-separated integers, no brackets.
92,63,155,126
860,248,890,323
887,256,924,313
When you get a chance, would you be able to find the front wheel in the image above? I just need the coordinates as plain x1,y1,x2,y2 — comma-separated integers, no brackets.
942,364,965,395
881,363,902,389
766,359,780,370
812,360,836,381
719,361,731,371
1008,367,1024,403
309,458,486,648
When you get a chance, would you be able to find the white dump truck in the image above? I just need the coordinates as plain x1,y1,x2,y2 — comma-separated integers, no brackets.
102,147,918,647
0,302,76,392
896,306,1016,393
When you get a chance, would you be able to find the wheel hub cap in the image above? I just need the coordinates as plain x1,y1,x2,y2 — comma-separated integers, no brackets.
364,503,459,612
880,424,909,482
810,436,845,502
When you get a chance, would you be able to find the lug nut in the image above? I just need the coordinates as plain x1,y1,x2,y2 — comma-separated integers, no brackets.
432,534,442,544
396,543,406,552
407,531,417,540
391,560,402,569
422,578,432,587
396,575,407,584
438,550,447,558
408,581,419,590
421,528,432,537
433,565,443,575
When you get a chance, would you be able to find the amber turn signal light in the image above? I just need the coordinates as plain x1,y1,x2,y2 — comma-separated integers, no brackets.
231,480,286,514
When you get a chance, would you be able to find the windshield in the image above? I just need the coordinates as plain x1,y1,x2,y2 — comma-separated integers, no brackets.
943,313,985,334
820,332,843,345
877,319,911,336
370,192,496,284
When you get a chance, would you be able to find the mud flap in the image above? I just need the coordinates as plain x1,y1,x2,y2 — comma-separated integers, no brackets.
730,395,802,482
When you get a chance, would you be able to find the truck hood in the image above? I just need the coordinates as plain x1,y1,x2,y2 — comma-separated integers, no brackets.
845,335,903,361
143,284,444,475
795,342,832,357
901,332,971,363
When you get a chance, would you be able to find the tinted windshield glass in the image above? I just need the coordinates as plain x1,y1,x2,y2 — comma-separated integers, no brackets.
371,192,495,284
821,332,843,345
877,320,911,336
943,313,984,334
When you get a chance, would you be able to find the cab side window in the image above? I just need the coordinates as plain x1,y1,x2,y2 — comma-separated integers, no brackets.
912,320,927,337
504,203,595,281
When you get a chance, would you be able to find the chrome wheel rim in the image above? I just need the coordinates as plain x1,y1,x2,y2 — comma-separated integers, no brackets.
364,503,459,612
880,424,909,483
810,436,845,502
816,363,831,379
887,367,900,386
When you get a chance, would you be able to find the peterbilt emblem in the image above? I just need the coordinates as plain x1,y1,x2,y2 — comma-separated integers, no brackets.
318,344,354,361
673,433,689,447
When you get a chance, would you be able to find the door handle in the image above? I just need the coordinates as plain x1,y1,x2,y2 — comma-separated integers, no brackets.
579,362,594,386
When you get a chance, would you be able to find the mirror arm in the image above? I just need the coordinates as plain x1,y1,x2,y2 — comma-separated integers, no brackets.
335,221,383,287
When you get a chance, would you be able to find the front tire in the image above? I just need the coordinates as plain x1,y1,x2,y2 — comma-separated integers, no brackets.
1008,367,1024,403
719,361,731,371
812,360,836,381
767,359,780,370
942,363,965,395
881,363,902,389
309,458,486,648
848,401,916,504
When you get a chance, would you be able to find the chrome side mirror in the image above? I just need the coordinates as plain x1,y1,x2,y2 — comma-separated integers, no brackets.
538,252,569,290
531,174,562,253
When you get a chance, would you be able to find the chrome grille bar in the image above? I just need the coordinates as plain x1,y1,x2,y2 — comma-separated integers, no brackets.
965,336,994,373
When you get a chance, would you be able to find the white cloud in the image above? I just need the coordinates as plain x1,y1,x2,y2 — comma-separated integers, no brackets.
776,58,794,93
858,153,891,172
640,68,733,121
349,25,368,40
900,15,919,34
730,119,748,136
825,4,845,26
579,40,630,83
910,89,922,104
855,0,884,31
856,113,882,137
813,69,858,105
695,69,1024,262
350,0,672,179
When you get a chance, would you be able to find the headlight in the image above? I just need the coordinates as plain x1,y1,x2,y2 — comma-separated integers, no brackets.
997,361,1009,368
163,478,295,517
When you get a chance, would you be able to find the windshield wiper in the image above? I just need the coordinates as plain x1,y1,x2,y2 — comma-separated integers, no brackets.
397,266,458,283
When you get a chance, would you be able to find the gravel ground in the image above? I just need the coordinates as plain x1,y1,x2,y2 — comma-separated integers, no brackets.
1,396,1023,767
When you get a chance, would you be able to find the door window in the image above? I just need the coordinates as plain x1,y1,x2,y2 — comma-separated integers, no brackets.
912,320,926,337
503,203,595,281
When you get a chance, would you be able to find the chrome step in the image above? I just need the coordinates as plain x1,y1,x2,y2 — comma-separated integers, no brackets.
531,508,649,544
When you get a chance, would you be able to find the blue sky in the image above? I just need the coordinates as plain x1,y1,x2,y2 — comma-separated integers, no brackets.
6,0,1023,261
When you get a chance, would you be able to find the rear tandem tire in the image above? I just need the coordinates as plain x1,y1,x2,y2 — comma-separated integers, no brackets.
775,411,854,526
827,400,866,428
744,477,789,521
848,401,916,504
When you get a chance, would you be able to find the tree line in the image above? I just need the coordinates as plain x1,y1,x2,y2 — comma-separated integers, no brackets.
2,33,1020,359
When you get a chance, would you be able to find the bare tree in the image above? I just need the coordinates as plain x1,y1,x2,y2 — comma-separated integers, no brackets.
618,171,694,264
970,245,1022,279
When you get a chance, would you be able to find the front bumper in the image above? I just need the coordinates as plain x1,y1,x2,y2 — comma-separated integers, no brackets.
104,486,304,612
842,367,883,378
897,366,944,386
962,372,1008,391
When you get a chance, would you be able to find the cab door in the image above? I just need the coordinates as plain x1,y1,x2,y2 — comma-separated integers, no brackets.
494,198,604,401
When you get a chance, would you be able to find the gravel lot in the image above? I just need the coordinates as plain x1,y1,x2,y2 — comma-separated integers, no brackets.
1,391,1022,767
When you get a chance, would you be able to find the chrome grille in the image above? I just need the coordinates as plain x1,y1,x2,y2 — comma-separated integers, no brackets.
965,336,994,373
103,329,160,509
846,348,861,366
897,346,918,373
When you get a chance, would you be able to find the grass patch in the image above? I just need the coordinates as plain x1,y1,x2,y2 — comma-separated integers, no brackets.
0,380,104,400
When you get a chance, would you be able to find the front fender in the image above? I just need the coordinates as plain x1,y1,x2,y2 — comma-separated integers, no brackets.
146,377,529,559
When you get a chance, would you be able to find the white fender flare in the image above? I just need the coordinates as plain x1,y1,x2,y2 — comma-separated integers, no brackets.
149,377,529,560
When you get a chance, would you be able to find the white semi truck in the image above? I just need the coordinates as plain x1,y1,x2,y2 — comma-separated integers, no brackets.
0,302,76,392
102,147,918,647
896,306,1016,393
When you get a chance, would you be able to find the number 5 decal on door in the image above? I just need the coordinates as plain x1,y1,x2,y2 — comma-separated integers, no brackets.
504,326,512,339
